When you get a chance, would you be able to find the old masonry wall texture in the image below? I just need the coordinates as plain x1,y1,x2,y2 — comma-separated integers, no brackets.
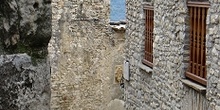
49,0,124,110
125,0,220,110
0,0,125,109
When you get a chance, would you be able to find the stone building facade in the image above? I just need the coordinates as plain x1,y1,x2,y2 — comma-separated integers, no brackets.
0,0,126,109
124,0,220,110
50,0,124,110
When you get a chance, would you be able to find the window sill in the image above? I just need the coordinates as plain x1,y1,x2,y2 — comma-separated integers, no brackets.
110,24,126,32
142,2,153,8
142,59,153,68
138,62,153,73
181,79,206,93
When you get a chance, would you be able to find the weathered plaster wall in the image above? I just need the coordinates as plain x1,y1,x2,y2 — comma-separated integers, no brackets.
0,0,51,109
125,0,220,110
106,27,125,110
50,0,124,109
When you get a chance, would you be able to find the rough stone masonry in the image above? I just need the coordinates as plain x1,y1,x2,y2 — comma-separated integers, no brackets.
124,0,220,110
0,0,51,110
0,0,125,109
49,0,124,110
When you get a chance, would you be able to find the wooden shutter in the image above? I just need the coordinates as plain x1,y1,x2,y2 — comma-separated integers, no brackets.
143,6,154,68
186,1,209,86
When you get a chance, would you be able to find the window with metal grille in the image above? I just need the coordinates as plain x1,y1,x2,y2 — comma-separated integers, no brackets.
185,1,209,86
142,6,154,68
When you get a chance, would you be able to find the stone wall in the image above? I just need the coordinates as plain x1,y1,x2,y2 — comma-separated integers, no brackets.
0,0,51,109
50,0,124,109
124,0,155,109
206,0,220,109
0,0,126,109
125,0,220,109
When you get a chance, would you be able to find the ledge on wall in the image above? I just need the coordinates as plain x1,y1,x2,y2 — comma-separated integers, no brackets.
138,62,153,74
181,79,206,93
110,21,126,32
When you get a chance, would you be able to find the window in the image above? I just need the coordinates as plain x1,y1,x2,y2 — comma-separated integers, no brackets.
142,6,154,68
185,0,209,86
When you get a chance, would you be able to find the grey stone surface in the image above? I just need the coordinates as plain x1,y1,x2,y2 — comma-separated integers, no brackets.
0,54,50,110
181,79,206,92
0,0,51,109
206,1,220,110
0,0,51,57
124,0,220,110
107,99,125,110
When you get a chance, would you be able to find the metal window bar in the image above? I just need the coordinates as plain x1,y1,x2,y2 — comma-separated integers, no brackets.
186,1,209,86
143,7,154,68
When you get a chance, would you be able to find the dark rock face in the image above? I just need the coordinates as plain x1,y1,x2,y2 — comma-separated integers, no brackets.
0,54,50,110
0,0,51,110
0,0,51,58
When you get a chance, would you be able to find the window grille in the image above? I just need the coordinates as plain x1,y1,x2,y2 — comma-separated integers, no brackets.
186,1,209,86
143,6,154,68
